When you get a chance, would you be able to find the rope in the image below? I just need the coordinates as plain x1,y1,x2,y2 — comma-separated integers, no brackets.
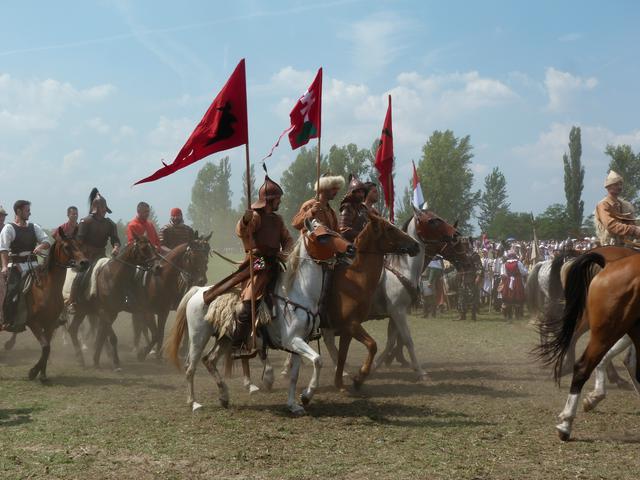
210,248,243,265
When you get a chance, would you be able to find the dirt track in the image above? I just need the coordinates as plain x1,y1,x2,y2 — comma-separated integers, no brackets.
1,310,639,479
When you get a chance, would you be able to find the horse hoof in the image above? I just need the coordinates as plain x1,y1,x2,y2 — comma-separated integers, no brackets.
289,404,306,416
219,398,230,409
39,376,51,385
417,373,429,382
352,377,364,391
136,350,147,362
248,384,260,395
556,423,571,442
583,393,605,412
28,368,39,381
300,393,311,407
113,367,123,373
280,369,289,377
616,379,633,391
192,402,203,412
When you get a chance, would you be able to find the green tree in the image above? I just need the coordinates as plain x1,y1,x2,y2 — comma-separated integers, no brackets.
477,167,510,234
394,181,414,227
239,163,256,211
563,126,584,234
535,204,571,239
188,157,235,248
148,206,160,230
417,130,480,233
486,211,533,240
604,144,640,207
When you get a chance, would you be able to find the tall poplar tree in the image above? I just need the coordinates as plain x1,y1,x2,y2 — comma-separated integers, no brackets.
563,126,584,234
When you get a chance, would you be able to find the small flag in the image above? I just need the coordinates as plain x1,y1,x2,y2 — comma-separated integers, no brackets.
412,161,425,209
135,59,248,185
375,95,394,222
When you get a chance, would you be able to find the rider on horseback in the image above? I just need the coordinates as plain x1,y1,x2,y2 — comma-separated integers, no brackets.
67,188,121,312
338,174,370,242
203,175,294,357
159,207,195,249
291,174,344,233
594,170,640,246
0,200,51,332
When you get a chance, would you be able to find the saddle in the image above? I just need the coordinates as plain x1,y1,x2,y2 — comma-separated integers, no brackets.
203,259,251,306
304,226,341,262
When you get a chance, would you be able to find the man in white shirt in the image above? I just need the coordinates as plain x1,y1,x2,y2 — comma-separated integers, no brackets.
0,200,50,332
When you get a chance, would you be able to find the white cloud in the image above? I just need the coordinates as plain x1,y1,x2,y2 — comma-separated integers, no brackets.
0,73,114,132
147,116,194,150
341,12,415,73
63,148,84,170
544,67,597,112
558,33,582,42
88,117,111,134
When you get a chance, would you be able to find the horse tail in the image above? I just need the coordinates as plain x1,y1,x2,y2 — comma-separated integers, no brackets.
525,262,542,313
165,286,199,369
548,253,568,302
536,252,605,383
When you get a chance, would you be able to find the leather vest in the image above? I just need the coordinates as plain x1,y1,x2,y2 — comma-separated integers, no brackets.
160,223,194,249
10,223,37,254
78,215,119,258
253,212,284,256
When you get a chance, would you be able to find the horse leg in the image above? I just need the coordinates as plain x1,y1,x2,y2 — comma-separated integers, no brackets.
107,321,121,371
4,332,17,350
92,316,108,368
583,336,631,412
289,337,322,409
280,352,292,377
323,328,351,377
260,350,275,391
334,333,352,391
242,358,260,394
202,339,231,409
27,323,49,381
286,353,304,415
373,321,398,371
623,326,640,396
350,323,377,390
556,335,620,441
68,313,86,366
185,320,213,411
154,310,169,360
136,313,157,362
389,313,428,381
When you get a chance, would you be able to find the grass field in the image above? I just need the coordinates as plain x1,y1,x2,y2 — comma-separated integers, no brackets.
1,305,639,479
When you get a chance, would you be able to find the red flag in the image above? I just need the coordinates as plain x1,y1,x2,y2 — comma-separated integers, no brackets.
288,68,322,150
375,95,394,222
134,59,248,185
412,161,425,209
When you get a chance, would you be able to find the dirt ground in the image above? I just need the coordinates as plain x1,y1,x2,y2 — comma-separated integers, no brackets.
1,308,639,479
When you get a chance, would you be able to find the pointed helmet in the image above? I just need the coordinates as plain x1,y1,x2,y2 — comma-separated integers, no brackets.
346,174,366,194
89,187,112,214
251,176,284,209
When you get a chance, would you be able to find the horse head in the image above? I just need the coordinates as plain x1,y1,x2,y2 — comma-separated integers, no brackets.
54,226,90,272
127,233,157,268
303,218,356,264
184,233,211,286
359,214,420,256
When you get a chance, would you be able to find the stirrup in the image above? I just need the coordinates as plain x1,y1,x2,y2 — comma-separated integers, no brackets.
231,346,259,360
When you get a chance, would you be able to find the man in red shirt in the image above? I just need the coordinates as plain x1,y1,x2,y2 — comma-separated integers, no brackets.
126,202,166,252
53,206,79,241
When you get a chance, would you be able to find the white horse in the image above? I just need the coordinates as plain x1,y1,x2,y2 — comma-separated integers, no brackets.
165,219,354,415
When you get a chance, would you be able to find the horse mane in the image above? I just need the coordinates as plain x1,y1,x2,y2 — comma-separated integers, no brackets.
283,237,304,292
43,241,57,272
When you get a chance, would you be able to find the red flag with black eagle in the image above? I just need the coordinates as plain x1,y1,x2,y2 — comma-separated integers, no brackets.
134,59,248,185
288,68,322,149
375,95,394,222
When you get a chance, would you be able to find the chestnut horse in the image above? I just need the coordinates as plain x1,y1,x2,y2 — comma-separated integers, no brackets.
538,251,640,441
67,235,156,370
327,214,420,390
21,227,89,382
132,233,211,361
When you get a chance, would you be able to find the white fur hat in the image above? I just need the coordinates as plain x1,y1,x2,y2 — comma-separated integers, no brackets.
314,175,345,192
604,170,624,187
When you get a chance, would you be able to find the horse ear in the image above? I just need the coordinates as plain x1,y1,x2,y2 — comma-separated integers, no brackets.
204,232,212,242
453,219,459,229
57,226,67,240
194,230,200,238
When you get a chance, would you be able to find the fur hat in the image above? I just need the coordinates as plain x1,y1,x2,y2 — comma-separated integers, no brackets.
604,170,624,188
0,205,7,216
314,175,345,192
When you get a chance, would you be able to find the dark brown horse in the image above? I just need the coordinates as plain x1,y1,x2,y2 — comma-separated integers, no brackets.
132,233,211,361
20,228,89,381
538,251,640,440
327,214,420,390
67,235,156,369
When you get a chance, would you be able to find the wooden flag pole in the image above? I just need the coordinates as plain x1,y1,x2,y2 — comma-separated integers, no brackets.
315,136,321,200
245,141,258,353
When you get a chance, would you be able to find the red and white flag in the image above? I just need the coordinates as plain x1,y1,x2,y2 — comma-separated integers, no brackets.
135,59,248,185
374,95,394,222
412,161,425,209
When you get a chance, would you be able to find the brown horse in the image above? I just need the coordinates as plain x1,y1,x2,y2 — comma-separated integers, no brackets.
327,214,420,390
538,251,640,440
544,245,639,379
21,227,89,382
133,233,211,361
67,235,156,369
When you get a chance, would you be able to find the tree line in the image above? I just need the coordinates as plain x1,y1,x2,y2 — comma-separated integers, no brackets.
186,127,640,249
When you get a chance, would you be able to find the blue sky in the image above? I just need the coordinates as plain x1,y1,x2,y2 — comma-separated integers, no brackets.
1,0,639,229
